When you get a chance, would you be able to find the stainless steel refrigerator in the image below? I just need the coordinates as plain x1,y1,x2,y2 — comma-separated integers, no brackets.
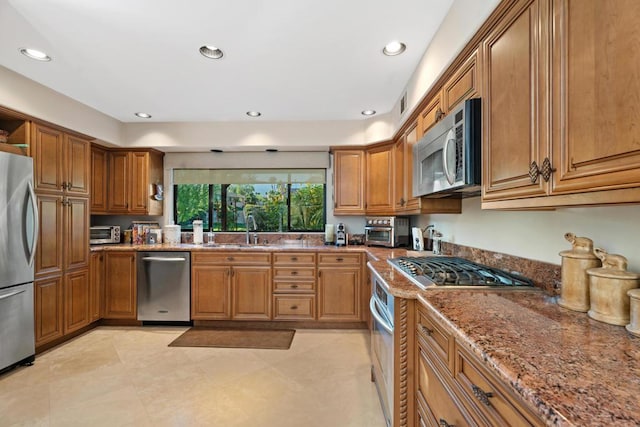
0,150,37,372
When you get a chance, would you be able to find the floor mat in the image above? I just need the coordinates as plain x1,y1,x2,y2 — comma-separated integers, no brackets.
168,327,295,350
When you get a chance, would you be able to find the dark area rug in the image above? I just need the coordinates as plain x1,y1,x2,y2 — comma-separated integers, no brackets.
168,328,295,350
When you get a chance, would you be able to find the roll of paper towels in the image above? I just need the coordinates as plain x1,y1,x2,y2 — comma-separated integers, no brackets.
324,224,334,243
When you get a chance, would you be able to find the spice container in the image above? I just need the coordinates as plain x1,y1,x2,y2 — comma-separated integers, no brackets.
558,232,601,312
587,248,640,326
164,224,181,245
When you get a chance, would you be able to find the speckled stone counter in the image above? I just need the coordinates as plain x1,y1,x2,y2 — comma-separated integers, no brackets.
416,290,640,426
90,242,372,252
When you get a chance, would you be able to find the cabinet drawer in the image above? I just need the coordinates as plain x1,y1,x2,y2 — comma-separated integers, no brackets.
273,295,315,320
273,267,316,280
317,252,361,266
454,343,541,426
416,303,454,371
273,281,315,293
273,252,316,265
192,252,271,265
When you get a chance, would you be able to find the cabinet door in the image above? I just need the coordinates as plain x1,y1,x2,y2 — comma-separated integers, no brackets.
482,0,549,201
89,252,104,322
35,194,63,278
64,135,91,196
551,0,640,194
416,343,475,427
333,150,366,215
107,151,130,212
104,252,136,319
90,145,108,213
442,49,480,113
129,151,149,214
420,94,443,136
34,275,64,347
191,265,231,319
33,123,64,193
366,143,394,214
403,122,421,212
393,137,406,212
65,197,89,271
63,269,90,334
317,267,361,321
232,266,272,320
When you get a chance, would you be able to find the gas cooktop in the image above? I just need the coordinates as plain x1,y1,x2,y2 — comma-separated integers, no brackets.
388,256,535,290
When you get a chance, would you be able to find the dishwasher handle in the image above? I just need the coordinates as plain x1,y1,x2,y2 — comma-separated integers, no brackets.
142,257,188,262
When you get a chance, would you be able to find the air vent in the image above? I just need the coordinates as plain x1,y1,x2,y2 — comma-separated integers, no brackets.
400,92,407,115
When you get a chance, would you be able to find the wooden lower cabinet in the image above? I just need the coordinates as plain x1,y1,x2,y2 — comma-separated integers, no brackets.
191,265,232,319
104,251,137,319
89,252,104,322
232,266,272,320
273,295,315,320
317,266,361,321
34,275,64,347
63,269,90,334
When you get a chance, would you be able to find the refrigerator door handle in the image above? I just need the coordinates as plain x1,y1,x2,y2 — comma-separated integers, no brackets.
0,289,26,301
26,180,38,267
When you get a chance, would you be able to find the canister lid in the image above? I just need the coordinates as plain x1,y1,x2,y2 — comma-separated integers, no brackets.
586,248,640,280
628,288,640,299
559,232,599,260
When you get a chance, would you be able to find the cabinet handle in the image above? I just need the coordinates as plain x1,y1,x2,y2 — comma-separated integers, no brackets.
419,324,433,336
227,256,234,261
291,257,298,261
528,157,556,183
291,271,298,275
318,271,322,278
290,305,298,310
471,385,493,406
230,268,234,277
336,257,344,262
291,284,299,289
439,419,453,427
400,197,405,206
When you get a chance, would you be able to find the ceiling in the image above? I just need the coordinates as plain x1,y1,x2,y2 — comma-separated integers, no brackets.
0,0,454,123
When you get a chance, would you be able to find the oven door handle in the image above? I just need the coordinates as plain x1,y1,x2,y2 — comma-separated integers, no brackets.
370,296,393,334
366,227,392,232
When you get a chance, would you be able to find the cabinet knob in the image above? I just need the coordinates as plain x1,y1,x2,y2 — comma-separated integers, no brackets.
529,157,556,183
439,419,453,427
291,271,298,276
290,305,298,310
419,324,433,336
291,257,298,261
291,284,299,289
471,385,493,406
336,257,344,262
227,256,234,261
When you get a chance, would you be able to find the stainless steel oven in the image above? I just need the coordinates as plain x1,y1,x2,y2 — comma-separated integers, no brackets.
369,264,394,427
365,216,410,248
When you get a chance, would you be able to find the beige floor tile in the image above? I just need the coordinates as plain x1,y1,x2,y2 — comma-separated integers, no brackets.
1,326,385,427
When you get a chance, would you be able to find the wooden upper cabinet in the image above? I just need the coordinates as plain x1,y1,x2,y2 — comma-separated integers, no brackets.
442,49,481,114
393,137,407,212
419,93,444,136
90,145,108,214
481,0,550,202
32,123,91,196
366,142,394,215
332,149,366,215
107,150,164,215
394,122,421,213
33,124,64,193
550,0,640,195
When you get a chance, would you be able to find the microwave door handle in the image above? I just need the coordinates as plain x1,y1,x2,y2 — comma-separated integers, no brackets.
442,129,456,185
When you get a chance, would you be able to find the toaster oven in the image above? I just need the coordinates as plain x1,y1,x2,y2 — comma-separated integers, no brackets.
90,225,121,244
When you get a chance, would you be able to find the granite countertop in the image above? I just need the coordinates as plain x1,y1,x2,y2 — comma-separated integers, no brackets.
90,242,372,252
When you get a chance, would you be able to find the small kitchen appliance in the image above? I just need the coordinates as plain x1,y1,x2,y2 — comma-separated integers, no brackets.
335,223,347,246
90,225,121,244
365,216,410,248
411,227,424,251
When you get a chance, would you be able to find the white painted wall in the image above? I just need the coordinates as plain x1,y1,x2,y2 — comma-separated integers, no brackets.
0,66,122,144
412,198,640,272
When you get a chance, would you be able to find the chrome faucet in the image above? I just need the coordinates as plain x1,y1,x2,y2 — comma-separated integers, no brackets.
246,214,258,244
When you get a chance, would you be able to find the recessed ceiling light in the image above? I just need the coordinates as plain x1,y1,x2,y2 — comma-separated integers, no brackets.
382,41,406,56
246,111,262,117
19,48,51,61
210,149,224,153
265,148,278,153
199,45,224,59
361,110,377,116
135,112,152,118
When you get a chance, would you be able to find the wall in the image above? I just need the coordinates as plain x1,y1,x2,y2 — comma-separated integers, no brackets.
412,198,640,272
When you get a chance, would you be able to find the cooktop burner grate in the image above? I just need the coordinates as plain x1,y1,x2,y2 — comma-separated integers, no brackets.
388,256,535,289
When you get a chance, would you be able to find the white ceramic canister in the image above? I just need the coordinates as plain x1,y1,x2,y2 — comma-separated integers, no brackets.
626,289,640,337
193,220,203,244
164,224,181,245
587,248,640,326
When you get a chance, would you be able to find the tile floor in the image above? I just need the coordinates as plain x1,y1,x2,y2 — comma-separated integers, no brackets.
0,327,386,427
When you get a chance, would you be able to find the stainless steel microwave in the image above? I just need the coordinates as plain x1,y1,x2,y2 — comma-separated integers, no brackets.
90,225,121,244
412,98,481,198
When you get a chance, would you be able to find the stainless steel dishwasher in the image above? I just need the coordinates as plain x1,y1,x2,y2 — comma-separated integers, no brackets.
137,251,191,322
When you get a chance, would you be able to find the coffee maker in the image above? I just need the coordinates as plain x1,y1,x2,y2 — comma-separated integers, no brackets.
336,223,347,246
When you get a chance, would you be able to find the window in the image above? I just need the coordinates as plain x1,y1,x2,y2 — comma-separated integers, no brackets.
173,169,326,232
